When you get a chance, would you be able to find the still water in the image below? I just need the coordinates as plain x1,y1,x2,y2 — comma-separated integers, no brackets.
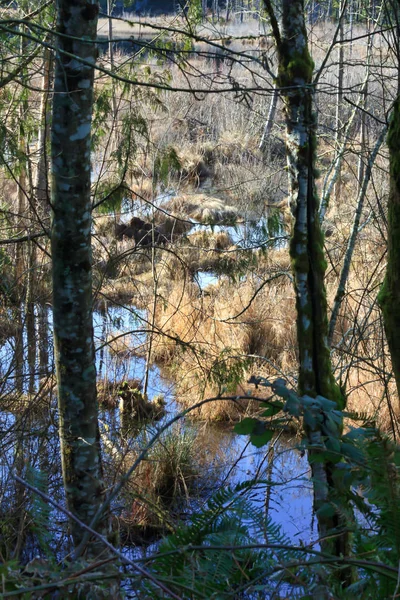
0,300,314,564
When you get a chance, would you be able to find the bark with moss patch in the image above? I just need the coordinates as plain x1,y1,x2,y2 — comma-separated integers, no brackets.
264,0,350,569
276,0,343,407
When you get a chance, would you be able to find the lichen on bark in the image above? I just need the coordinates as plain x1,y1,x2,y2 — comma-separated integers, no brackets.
277,0,343,409
51,0,109,557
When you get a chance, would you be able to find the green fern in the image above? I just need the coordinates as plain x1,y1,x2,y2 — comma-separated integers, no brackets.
145,480,309,599
26,465,52,557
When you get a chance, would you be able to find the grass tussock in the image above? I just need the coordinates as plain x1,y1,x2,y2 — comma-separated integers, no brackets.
115,424,205,542
159,192,238,225
149,274,296,421
97,377,143,409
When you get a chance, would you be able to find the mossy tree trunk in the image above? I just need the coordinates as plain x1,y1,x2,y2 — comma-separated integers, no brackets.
264,0,349,564
379,96,400,412
51,0,108,555
277,0,342,406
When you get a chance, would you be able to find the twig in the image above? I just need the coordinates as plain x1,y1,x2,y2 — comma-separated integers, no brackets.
216,272,291,322
0,231,47,245
73,394,267,559
13,474,183,600
328,126,387,345
343,96,387,125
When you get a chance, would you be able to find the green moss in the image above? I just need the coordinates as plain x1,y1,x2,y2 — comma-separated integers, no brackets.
311,218,327,270
288,53,314,80
290,249,309,274
377,278,388,309
278,46,314,88
290,193,344,408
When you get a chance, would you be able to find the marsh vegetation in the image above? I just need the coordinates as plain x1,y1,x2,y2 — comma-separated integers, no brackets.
1,1,400,598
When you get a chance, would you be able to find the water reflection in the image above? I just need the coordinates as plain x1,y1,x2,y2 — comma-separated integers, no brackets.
0,300,314,560
198,427,314,545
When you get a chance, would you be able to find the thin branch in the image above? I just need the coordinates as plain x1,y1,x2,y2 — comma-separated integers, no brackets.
20,0,53,21
262,0,281,50
0,47,41,89
13,474,183,600
0,231,47,245
319,62,384,223
328,126,388,346
216,272,291,322
314,0,348,86
343,96,387,126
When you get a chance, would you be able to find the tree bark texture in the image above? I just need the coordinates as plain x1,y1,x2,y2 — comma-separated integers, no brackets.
277,0,342,407
334,0,344,202
51,0,107,552
35,47,53,216
264,0,349,563
259,82,278,153
379,97,400,411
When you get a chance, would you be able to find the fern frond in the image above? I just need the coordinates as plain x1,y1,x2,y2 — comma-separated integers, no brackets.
26,464,52,556
146,479,310,599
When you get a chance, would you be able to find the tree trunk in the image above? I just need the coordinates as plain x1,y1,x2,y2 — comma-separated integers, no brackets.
107,0,118,145
264,0,349,567
26,241,36,395
37,303,49,377
226,0,231,22
51,0,108,555
35,47,53,218
349,0,354,55
259,82,278,152
379,97,400,412
14,305,24,395
32,48,53,384
277,0,342,406
15,87,28,396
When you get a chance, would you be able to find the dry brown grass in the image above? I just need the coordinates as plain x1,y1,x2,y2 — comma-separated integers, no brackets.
131,177,154,201
149,273,296,420
87,20,397,428
156,231,236,281
345,368,398,433
159,192,238,223
111,423,213,541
